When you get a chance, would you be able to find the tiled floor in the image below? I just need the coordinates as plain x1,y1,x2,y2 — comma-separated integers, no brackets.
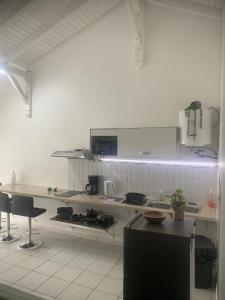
0,227,123,300
0,226,215,300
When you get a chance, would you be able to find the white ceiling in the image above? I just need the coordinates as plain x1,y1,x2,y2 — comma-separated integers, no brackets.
0,0,223,68
186,0,223,8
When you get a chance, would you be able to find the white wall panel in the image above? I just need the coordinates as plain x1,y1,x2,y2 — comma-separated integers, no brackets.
0,2,221,194
67,159,218,205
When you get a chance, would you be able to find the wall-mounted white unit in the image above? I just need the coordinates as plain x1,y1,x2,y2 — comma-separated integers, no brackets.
179,109,211,147
90,127,179,159
117,127,179,158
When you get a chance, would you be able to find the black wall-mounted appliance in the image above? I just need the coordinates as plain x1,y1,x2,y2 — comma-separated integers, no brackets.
90,136,117,156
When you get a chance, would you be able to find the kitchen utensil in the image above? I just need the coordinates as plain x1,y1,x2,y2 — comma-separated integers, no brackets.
143,211,167,224
124,193,147,205
100,215,114,226
57,207,73,219
86,208,98,218
104,181,115,197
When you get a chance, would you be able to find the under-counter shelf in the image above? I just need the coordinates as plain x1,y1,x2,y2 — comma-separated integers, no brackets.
50,215,117,236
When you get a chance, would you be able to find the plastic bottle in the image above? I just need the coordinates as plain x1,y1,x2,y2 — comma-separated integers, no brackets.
208,190,213,208
158,191,164,202
10,170,16,187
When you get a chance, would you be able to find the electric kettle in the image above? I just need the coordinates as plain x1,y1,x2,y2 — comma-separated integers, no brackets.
104,181,115,198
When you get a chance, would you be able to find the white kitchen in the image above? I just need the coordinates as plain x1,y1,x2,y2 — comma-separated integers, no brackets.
0,0,224,300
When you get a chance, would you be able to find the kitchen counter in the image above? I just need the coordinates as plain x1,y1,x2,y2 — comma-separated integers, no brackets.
0,184,218,222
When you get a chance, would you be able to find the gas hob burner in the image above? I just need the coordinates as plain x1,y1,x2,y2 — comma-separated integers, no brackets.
71,209,114,228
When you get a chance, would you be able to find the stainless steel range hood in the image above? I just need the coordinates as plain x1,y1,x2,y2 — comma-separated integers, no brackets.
51,149,94,160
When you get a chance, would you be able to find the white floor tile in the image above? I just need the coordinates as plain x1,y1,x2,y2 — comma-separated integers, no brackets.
195,288,212,300
87,290,117,300
2,252,29,265
42,239,65,251
50,251,75,264
91,242,114,252
18,256,46,270
35,260,64,276
0,248,12,259
62,244,85,255
69,254,95,269
45,232,64,240
58,283,92,300
32,247,60,259
16,271,49,290
53,265,83,282
108,265,123,279
0,261,13,274
65,244,88,256
36,277,69,298
101,250,122,264
13,284,32,294
83,247,105,259
88,260,114,275
96,276,123,297
0,279,12,286
0,266,30,283
75,238,95,247
32,291,54,299
117,257,123,266
75,271,104,289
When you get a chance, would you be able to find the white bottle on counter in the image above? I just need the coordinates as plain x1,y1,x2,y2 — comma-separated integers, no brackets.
10,170,16,187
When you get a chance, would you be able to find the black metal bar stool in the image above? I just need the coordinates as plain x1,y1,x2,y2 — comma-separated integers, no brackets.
0,192,19,242
11,195,46,250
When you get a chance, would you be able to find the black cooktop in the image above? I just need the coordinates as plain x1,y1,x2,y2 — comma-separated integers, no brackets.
51,208,115,230
56,190,81,198
51,215,115,230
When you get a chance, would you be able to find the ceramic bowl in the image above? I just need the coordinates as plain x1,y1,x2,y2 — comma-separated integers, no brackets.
143,211,167,224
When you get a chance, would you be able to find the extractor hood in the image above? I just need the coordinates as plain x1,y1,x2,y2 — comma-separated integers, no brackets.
51,149,94,160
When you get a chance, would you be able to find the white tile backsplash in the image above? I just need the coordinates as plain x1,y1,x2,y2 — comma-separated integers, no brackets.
67,160,218,205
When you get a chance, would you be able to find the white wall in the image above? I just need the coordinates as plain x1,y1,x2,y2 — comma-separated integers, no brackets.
0,2,222,188
218,7,225,300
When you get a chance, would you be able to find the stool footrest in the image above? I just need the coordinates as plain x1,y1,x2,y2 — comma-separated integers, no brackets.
18,240,42,251
1,233,19,243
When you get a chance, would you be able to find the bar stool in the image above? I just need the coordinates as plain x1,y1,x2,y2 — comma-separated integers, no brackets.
11,195,46,250
0,193,19,242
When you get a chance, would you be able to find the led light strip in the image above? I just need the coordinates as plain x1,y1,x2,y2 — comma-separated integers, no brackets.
100,157,218,168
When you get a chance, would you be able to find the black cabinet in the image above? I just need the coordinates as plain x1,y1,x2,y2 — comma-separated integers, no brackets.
124,214,195,300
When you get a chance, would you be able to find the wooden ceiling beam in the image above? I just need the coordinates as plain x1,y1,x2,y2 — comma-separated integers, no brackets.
126,0,145,69
0,0,31,27
4,0,88,63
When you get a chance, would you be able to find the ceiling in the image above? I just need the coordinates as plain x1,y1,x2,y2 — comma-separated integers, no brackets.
186,0,223,7
0,0,223,68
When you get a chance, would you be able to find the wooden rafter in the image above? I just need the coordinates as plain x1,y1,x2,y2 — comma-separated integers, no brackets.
0,0,31,27
126,0,145,69
4,0,88,63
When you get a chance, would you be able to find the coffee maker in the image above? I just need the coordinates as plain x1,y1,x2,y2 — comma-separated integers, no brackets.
85,175,99,195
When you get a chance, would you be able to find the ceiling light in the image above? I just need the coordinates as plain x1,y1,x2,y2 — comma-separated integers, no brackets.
0,63,32,117
0,68,6,75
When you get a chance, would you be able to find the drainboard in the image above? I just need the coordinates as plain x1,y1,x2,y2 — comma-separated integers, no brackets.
148,202,171,209
148,202,200,213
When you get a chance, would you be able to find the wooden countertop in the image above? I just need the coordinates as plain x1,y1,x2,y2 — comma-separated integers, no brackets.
0,184,218,222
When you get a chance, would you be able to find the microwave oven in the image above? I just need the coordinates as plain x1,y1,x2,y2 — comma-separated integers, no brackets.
90,129,117,156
